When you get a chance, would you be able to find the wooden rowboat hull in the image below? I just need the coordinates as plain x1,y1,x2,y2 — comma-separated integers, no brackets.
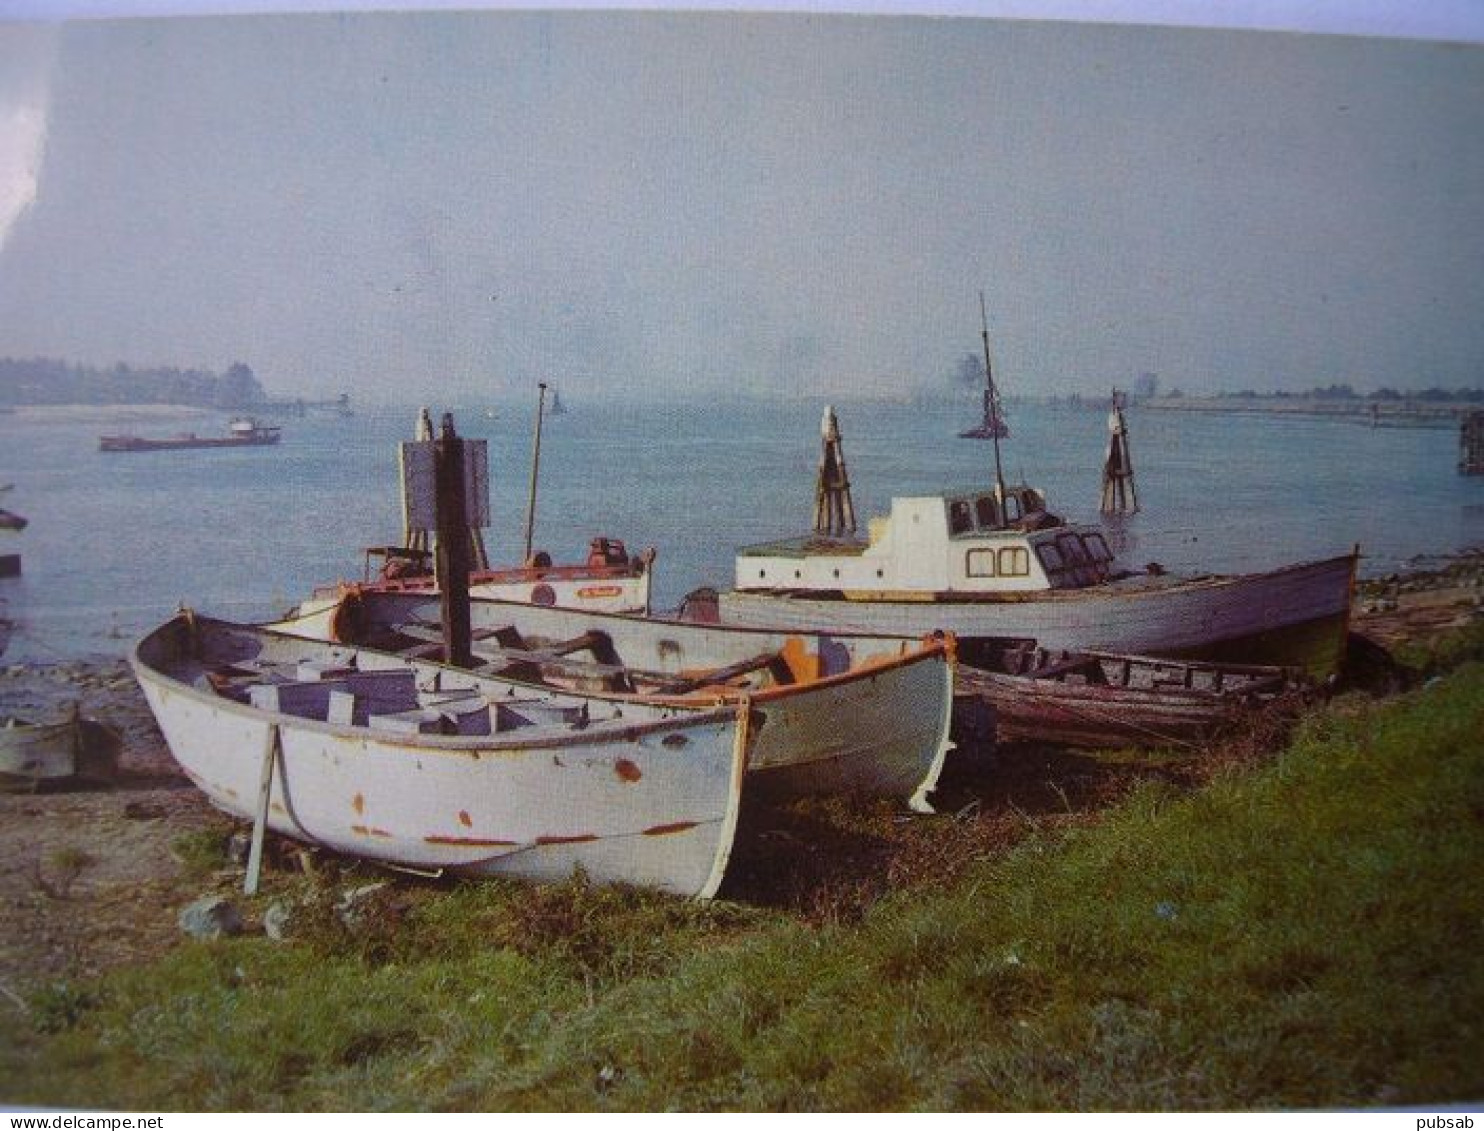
133,614,750,897
956,660,1304,749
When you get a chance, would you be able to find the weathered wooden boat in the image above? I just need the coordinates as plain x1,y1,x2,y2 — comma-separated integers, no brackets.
718,479,1357,678
99,416,281,452
132,612,754,897
954,640,1309,749
284,405,654,626
0,704,119,790
283,537,655,637
286,589,957,812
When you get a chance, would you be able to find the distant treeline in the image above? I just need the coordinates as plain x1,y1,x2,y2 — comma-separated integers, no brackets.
0,357,266,408
1203,383,1484,402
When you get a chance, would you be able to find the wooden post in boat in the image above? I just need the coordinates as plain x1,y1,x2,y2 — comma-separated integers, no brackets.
435,413,474,668
244,723,280,896
1101,388,1140,514
523,382,548,563
813,405,857,537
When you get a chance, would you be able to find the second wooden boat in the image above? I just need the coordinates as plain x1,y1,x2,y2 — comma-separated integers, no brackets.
284,589,957,812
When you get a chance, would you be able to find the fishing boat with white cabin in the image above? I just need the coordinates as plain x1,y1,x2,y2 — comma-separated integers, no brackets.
714,408,1357,678
133,612,753,897
279,589,957,811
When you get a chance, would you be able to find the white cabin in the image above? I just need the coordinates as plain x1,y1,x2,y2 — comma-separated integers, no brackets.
735,484,1120,596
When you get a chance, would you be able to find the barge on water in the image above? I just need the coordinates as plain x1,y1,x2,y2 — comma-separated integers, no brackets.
99,417,281,452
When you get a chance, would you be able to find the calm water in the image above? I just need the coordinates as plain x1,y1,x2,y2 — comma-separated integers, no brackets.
2,398,1481,661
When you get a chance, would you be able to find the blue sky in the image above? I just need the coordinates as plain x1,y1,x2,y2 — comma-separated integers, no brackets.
0,7,1481,400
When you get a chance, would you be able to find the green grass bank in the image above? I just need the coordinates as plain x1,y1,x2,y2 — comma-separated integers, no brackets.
2,659,1481,1110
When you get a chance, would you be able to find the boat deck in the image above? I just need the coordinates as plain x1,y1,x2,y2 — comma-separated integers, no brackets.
737,535,871,559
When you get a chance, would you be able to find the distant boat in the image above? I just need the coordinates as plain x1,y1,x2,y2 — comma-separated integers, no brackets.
959,386,1010,440
99,416,281,453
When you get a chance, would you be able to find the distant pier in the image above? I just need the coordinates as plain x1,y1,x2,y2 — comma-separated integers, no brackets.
1142,396,1484,429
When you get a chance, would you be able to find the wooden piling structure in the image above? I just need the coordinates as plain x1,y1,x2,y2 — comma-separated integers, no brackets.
1101,388,1139,514
1462,411,1484,475
813,405,857,537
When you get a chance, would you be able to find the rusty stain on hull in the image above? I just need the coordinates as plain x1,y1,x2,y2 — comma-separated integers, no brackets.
614,757,642,782
642,821,699,836
424,835,519,847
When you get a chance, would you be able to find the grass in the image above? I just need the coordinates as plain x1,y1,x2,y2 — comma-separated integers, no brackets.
1,660,1480,1109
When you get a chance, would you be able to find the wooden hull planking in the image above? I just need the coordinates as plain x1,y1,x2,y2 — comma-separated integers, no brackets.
133,615,749,897
719,553,1357,678
299,591,956,812
956,655,1304,749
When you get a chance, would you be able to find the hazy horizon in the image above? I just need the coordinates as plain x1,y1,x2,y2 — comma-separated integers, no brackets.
1,12,1481,402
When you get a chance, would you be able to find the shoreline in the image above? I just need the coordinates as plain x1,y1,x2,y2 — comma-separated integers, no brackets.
0,550,1480,992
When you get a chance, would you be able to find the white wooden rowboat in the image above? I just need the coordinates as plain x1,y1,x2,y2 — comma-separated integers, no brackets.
132,612,754,897
1,705,80,788
282,590,957,813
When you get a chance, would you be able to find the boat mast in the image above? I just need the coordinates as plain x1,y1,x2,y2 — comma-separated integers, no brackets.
980,291,1009,527
522,382,548,564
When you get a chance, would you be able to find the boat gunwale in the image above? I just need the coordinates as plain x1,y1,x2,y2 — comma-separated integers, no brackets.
732,550,1360,605
333,590,956,708
132,613,745,757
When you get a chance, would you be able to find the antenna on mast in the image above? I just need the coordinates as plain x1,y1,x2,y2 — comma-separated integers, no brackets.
523,382,548,563
980,291,1010,527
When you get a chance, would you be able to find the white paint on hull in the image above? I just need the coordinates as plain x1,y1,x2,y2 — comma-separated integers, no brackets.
719,554,1356,662
309,592,956,810
133,616,749,898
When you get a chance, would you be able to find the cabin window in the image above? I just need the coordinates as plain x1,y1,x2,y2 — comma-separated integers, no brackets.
997,547,1029,576
1002,494,1022,524
1056,533,1089,564
1036,543,1065,573
1083,533,1113,563
948,500,973,536
966,548,997,577
974,496,999,529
